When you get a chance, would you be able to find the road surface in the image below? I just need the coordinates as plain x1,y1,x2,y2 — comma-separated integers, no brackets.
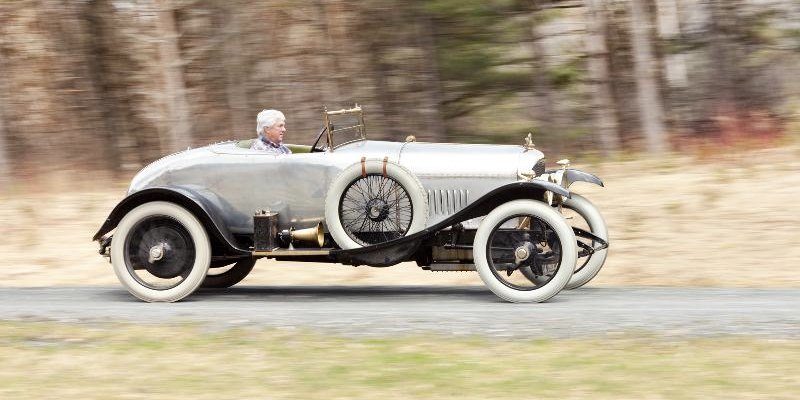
0,286,797,337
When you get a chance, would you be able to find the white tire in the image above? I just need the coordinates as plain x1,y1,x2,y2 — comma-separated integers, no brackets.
111,201,211,302
563,193,609,289
474,200,577,303
325,159,428,249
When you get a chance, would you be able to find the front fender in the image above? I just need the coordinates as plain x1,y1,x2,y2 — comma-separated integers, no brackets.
92,187,248,256
546,168,604,188
456,180,570,221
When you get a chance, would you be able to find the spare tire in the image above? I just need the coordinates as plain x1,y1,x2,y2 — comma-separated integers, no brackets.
325,158,428,249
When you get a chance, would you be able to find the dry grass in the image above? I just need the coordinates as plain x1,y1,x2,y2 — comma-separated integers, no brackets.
1,145,799,288
0,322,798,399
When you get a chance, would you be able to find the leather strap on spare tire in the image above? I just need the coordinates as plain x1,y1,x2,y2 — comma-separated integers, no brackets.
325,158,428,250
360,156,367,177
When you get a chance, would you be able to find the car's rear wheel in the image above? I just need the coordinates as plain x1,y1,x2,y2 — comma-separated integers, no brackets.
201,258,257,289
473,200,577,303
325,159,428,249
111,201,210,302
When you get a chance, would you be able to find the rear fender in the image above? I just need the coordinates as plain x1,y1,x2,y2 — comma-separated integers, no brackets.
92,187,249,257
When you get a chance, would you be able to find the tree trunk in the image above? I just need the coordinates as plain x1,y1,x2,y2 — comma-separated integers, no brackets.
0,32,10,190
366,38,398,139
414,8,446,142
154,0,192,152
654,0,690,137
654,0,688,88
528,3,558,141
222,7,251,139
359,4,398,140
708,0,738,110
584,0,622,154
0,106,9,191
319,0,346,104
42,1,113,172
85,0,122,174
629,0,667,153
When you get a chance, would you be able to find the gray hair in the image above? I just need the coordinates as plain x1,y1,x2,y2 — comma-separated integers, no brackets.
256,109,285,137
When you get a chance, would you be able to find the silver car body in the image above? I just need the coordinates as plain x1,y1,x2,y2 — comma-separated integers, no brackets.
129,139,545,234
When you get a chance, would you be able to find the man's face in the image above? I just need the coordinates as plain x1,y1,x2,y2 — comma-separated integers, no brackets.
264,120,286,144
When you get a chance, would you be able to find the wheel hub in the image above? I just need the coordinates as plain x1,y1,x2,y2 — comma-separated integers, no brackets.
514,246,530,262
124,215,198,291
366,198,390,222
148,243,168,263
508,241,538,276
143,241,184,279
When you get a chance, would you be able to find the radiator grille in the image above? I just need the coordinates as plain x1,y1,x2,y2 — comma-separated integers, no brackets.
533,159,546,176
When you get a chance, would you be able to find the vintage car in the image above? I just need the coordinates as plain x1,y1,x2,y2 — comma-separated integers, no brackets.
94,106,608,303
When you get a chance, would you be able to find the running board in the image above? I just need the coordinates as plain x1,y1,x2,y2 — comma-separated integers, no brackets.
252,248,333,257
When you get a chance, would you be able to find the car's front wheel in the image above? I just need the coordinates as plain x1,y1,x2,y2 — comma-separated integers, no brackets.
561,193,608,289
110,201,211,302
473,200,577,303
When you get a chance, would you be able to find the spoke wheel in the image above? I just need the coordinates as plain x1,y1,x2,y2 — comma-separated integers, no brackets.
326,159,427,249
474,200,576,303
486,215,563,291
111,201,210,302
339,174,413,246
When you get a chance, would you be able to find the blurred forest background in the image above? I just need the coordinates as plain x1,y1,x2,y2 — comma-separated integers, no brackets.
0,0,799,187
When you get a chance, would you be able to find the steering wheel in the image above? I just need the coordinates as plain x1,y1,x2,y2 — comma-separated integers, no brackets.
310,126,328,153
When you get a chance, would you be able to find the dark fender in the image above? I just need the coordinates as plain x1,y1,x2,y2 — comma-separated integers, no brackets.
332,180,571,266
92,187,249,257
546,168,604,188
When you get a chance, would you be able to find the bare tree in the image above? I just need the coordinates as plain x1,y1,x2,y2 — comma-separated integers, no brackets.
654,0,688,88
584,0,622,154
629,0,667,153
654,0,690,138
84,0,123,174
319,0,347,104
707,0,740,112
221,6,251,138
154,0,192,152
0,32,10,189
528,2,559,141
359,2,402,139
413,8,446,142
0,107,9,191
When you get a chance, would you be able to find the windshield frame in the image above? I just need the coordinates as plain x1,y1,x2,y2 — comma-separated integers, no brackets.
324,105,367,151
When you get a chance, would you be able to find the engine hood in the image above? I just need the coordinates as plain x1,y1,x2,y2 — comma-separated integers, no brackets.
396,141,544,179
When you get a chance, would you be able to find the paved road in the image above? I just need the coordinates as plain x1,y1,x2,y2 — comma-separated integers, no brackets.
0,286,797,338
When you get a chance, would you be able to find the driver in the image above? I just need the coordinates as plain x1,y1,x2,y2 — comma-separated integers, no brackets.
252,109,292,154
